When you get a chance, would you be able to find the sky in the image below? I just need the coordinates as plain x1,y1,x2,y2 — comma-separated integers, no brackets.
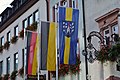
0,0,14,14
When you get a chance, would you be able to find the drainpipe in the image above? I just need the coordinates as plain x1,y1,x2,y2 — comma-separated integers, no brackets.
82,0,89,80
45,0,49,21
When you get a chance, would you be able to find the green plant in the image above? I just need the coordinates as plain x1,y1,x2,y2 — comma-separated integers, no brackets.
59,64,69,76
19,29,24,39
4,74,9,80
0,46,3,53
58,55,81,76
11,36,18,44
0,75,3,80
31,21,38,30
70,56,81,74
4,41,10,50
10,70,18,80
108,43,120,62
96,47,109,62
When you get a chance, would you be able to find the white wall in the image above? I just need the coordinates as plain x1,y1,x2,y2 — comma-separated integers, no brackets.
0,0,47,77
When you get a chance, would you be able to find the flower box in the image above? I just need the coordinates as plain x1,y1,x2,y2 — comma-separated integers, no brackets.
10,70,18,80
3,74,10,80
18,67,24,77
0,46,3,53
26,22,38,31
4,41,10,50
19,29,24,39
11,36,18,44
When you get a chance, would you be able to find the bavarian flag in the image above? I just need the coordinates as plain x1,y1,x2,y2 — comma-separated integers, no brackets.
59,7,79,64
26,31,39,75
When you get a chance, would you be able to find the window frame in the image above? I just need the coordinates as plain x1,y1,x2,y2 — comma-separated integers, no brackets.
112,24,118,34
33,10,39,22
1,36,4,46
7,31,11,42
23,19,28,29
0,61,3,75
28,14,33,26
104,29,110,45
6,57,10,74
14,53,18,71
14,25,18,37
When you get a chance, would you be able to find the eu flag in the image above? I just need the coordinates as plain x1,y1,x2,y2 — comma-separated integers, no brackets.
59,7,79,64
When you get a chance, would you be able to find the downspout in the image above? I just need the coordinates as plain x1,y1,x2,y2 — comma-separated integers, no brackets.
45,0,49,21
82,0,89,80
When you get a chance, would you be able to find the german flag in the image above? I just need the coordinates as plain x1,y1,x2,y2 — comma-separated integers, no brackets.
26,31,38,75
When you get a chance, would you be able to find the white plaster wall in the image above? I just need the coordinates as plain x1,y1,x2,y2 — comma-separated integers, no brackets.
0,0,47,78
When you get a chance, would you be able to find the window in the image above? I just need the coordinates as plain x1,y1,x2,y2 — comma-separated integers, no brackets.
7,57,10,74
72,0,77,8
14,26,18,37
112,24,118,34
1,36,4,46
22,49,24,66
116,59,120,71
28,15,33,25
117,64,120,71
0,61,3,75
7,31,11,42
23,19,28,29
22,48,26,67
104,29,110,45
62,0,68,7
14,53,18,70
34,10,39,22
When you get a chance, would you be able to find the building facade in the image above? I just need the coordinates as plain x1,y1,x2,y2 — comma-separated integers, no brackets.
1,0,120,80
84,0,120,80
49,0,120,80
0,0,48,79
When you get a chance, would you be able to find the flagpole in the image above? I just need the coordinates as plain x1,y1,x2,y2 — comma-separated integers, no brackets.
55,4,58,80
24,28,27,80
37,11,41,80
55,1,61,80
78,39,80,80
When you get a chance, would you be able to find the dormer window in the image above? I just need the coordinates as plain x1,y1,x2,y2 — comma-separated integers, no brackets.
6,12,9,18
18,0,22,7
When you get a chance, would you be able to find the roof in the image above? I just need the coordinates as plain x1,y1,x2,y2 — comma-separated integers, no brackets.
95,8,120,22
0,7,12,16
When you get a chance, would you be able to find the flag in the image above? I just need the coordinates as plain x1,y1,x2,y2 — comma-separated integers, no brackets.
59,7,79,64
26,31,39,75
41,21,56,71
